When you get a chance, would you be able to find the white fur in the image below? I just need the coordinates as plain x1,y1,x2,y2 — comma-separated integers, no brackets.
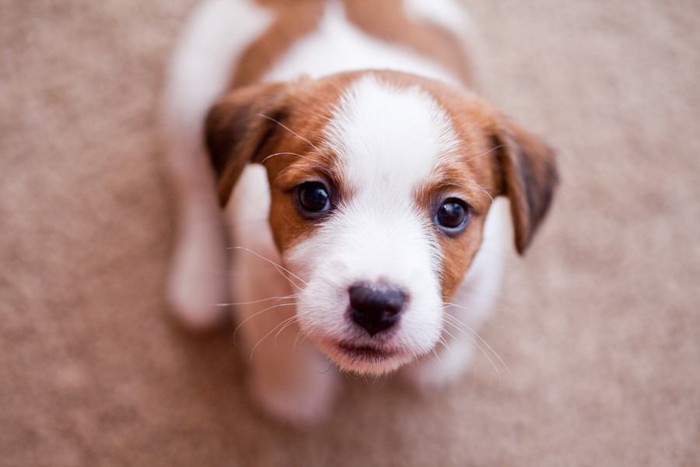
326,76,460,189
162,0,273,329
164,0,506,424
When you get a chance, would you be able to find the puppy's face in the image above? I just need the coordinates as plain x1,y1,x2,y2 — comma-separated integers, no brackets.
207,71,557,374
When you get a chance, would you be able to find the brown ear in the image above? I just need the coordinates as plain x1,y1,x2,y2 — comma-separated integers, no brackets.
493,118,559,254
205,82,291,206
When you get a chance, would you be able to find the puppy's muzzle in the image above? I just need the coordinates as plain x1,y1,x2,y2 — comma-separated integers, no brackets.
348,283,407,336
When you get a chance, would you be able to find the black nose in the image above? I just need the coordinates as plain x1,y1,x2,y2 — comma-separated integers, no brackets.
348,283,406,336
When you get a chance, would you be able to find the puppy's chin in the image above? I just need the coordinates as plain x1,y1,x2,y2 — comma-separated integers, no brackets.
314,338,421,376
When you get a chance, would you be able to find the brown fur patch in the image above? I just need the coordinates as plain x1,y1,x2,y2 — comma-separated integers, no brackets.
493,121,559,253
207,74,358,253
415,162,492,300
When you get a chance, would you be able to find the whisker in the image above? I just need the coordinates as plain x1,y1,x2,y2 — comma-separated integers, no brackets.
441,328,457,343
217,294,298,307
260,151,308,165
442,314,510,374
464,144,504,164
443,317,500,376
273,315,300,342
430,346,443,363
233,301,296,338
468,181,495,203
462,326,510,374
443,301,480,312
228,246,308,290
273,161,341,184
436,335,451,353
257,113,322,153
444,301,511,316
249,315,298,360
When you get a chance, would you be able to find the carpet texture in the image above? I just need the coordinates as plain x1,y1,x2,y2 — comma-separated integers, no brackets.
1,1,699,465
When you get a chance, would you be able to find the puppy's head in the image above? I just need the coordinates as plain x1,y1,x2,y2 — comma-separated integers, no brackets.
207,71,557,374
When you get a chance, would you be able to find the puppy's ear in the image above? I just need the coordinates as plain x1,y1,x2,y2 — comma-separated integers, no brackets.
205,82,291,206
492,117,559,254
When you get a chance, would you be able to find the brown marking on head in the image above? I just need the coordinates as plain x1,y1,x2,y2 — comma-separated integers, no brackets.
422,78,558,296
414,163,494,300
206,74,358,253
490,119,559,254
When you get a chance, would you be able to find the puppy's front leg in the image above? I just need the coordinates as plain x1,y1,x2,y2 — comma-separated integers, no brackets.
232,252,338,425
163,142,230,330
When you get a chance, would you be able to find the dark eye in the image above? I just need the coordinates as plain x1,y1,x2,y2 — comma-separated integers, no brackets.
435,198,470,233
296,182,331,216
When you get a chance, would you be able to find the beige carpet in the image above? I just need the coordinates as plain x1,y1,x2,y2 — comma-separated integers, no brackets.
2,1,699,465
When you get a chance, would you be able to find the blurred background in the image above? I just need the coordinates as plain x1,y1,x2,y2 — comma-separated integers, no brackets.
1,1,699,465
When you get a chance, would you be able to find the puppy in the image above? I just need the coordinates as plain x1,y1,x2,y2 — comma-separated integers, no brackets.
161,0,558,424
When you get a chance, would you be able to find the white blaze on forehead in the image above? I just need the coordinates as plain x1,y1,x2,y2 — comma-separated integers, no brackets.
324,75,459,195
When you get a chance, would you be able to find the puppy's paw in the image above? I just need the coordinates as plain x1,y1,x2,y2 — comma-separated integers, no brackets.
167,279,228,331
400,341,474,393
248,363,338,426
167,251,229,332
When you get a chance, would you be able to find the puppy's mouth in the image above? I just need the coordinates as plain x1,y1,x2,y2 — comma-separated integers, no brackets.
336,341,398,362
317,338,413,375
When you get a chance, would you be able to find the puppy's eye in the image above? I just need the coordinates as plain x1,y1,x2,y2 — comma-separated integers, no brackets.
435,198,470,233
296,182,331,215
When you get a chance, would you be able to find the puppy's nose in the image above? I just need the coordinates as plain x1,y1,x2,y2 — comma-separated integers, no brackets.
348,283,406,336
